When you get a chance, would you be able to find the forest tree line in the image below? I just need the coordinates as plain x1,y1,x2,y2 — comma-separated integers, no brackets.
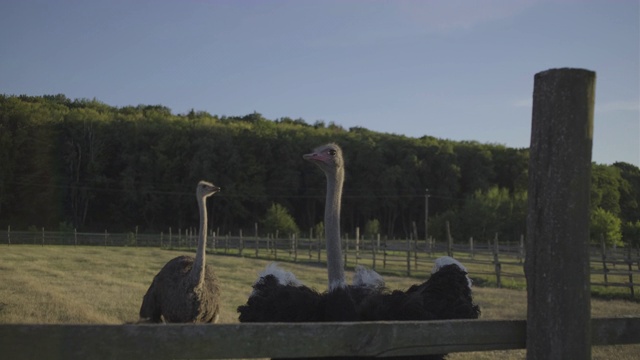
1,94,639,247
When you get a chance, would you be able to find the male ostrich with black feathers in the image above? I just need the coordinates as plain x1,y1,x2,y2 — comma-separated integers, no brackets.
139,180,221,323
238,144,479,359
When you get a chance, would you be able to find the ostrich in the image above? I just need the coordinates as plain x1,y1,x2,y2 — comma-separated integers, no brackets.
139,180,221,323
238,144,479,359
238,143,380,323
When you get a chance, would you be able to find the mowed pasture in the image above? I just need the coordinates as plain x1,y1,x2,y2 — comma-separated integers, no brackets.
1,245,639,359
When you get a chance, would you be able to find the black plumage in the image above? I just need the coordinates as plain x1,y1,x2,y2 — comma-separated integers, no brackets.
238,144,480,360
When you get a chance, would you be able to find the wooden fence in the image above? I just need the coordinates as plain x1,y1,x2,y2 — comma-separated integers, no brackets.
2,69,639,359
5,227,640,298
1,318,639,360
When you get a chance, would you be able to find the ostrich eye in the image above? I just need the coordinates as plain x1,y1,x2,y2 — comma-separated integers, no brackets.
328,149,337,156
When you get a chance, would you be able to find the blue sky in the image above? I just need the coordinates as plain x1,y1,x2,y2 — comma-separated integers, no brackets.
1,0,638,166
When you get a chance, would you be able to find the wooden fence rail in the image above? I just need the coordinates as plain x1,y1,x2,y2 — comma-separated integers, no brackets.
5,229,640,298
1,318,639,360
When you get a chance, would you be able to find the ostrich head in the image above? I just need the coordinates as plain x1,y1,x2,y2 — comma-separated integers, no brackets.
432,256,473,289
196,180,221,199
302,143,344,174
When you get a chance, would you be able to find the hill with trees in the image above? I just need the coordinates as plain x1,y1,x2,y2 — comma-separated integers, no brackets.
1,94,638,247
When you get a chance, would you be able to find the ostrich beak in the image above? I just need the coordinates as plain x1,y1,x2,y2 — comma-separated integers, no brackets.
303,152,325,163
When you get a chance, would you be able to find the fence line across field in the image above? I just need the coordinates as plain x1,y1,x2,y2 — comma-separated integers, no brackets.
5,226,640,298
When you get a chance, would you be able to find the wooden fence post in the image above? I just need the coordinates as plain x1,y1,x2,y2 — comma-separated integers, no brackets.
525,68,595,359
372,236,377,270
493,233,502,288
317,233,322,263
406,235,411,276
355,227,360,266
255,234,259,258
446,221,453,257
273,236,278,259
383,237,387,269
601,235,609,286
254,223,259,257
627,247,635,298
344,233,349,267
293,234,298,262
518,234,525,264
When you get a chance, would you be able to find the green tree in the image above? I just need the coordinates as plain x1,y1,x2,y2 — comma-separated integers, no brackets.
364,219,380,237
591,164,622,216
614,162,640,223
590,207,622,247
262,203,299,238
621,220,640,248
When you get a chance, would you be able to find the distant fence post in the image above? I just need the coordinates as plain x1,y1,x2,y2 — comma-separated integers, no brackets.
600,235,609,286
525,68,595,359
239,229,244,257
372,236,377,270
626,247,635,298
493,233,502,288
317,232,322,263
355,227,360,266
447,226,452,256
518,234,525,264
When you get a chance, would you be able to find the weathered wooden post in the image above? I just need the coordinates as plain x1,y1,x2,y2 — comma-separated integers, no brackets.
406,235,411,276
293,234,298,262
493,233,502,288
445,221,453,257
239,229,244,257
254,223,259,257
525,68,595,359
372,236,377,270
355,227,360,266
600,235,609,286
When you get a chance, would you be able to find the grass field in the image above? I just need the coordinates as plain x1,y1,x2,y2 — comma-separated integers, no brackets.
1,245,638,359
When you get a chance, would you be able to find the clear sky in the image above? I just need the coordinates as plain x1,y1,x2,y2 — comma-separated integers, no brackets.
1,0,638,166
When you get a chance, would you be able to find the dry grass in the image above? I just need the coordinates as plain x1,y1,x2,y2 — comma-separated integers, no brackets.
0,245,638,359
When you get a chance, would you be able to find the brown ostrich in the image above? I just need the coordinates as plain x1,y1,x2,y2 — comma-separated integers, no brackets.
139,180,221,323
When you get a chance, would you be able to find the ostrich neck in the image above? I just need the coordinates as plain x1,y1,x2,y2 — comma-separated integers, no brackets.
325,169,345,291
190,196,208,287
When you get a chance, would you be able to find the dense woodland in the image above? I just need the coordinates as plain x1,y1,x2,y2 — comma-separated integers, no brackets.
1,94,639,247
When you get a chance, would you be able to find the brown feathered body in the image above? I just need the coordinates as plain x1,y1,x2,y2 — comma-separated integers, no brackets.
140,255,220,323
